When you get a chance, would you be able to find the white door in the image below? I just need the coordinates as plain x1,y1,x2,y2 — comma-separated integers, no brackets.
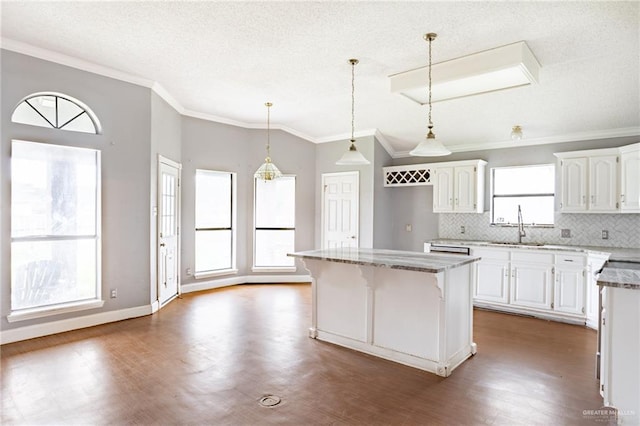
158,157,181,307
560,158,588,212
322,172,359,249
433,167,454,212
620,147,640,212
454,165,477,212
589,155,618,212
554,266,584,315
510,262,553,310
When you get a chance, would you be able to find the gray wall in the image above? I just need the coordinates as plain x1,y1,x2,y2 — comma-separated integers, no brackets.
372,137,394,249
314,136,376,248
388,137,640,250
180,117,316,285
150,92,182,301
1,50,154,331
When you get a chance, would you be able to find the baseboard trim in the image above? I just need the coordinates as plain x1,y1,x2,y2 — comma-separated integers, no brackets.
0,305,153,345
180,274,312,294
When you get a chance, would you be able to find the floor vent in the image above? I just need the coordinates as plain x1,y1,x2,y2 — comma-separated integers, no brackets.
258,394,282,407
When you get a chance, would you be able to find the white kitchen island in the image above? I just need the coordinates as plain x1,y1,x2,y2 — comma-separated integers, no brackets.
288,248,480,377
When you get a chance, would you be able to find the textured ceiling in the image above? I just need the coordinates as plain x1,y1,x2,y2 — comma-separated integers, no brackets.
1,1,639,156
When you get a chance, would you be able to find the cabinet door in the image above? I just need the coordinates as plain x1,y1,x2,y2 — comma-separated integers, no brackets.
560,158,588,212
433,167,454,212
554,266,585,314
589,155,618,212
454,166,477,212
621,148,640,212
510,262,553,310
475,259,509,304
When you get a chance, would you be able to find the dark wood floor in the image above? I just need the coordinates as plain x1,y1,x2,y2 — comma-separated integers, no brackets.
1,284,604,425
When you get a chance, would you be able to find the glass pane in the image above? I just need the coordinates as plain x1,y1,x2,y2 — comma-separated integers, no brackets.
161,172,176,237
493,196,555,225
255,176,295,228
494,165,555,195
61,112,95,134
195,230,232,272
11,239,98,310
30,96,57,126
255,230,295,267
11,141,98,237
57,97,84,128
11,101,54,129
195,170,231,228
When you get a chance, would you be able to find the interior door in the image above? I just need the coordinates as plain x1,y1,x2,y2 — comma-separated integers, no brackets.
158,157,181,307
322,172,359,249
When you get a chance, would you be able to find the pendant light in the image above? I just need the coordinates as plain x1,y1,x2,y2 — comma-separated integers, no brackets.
336,59,370,165
410,33,451,157
254,102,283,181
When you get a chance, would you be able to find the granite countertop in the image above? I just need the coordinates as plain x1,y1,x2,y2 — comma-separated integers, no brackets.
597,261,640,290
288,248,480,274
430,239,640,262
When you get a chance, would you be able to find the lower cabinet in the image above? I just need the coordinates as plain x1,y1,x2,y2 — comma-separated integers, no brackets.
471,246,608,326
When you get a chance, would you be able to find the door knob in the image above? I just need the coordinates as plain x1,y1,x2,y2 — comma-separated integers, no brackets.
160,243,165,247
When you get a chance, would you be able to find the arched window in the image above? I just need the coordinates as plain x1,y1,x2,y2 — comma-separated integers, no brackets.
11,92,102,134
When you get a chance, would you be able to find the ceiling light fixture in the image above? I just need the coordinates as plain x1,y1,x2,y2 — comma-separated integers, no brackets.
511,125,523,141
254,102,283,181
336,58,370,166
389,41,540,104
410,33,451,157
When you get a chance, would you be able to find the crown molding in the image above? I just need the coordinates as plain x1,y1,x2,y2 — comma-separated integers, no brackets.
1,37,154,88
373,130,396,158
393,127,640,158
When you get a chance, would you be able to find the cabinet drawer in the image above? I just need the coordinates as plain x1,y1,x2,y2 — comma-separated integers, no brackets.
511,251,554,264
472,248,510,261
555,254,586,266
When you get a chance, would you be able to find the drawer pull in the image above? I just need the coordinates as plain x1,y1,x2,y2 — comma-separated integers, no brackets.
564,259,574,262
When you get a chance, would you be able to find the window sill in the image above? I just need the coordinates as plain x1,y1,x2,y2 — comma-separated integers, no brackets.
194,269,239,280
7,299,105,323
251,266,297,273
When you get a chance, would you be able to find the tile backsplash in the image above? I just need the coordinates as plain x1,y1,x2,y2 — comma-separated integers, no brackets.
439,212,640,248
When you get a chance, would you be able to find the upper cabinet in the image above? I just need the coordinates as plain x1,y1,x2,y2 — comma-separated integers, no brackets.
554,145,640,213
620,143,640,212
383,159,486,213
432,160,486,213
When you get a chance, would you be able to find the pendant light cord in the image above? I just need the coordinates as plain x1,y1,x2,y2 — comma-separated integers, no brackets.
351,60,356,142
428,34,433,129
265,102,272,158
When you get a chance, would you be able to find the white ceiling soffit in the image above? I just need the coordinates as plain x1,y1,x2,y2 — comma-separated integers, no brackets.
390,41,541,104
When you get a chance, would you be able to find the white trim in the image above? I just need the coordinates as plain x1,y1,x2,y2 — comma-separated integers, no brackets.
194,268,239,279
1,38,154,88
251,267,296,273
4,39,637,156
1,304,152,345
181,274,312,294
7,299,105,323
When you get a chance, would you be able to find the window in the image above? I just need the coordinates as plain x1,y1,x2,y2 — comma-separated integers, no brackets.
254,176,296,269
11,92,102,134
491,164,555,226
194,170,236,276
11,140,101,315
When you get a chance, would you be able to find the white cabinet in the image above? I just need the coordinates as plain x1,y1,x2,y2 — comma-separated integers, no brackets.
432,160,486,213
620,143,640,212
510,251,554,310
467,245,606,326
556,150,619,213
589,155,619,211
560,157,588,212
473,248,510,304
554,254,585,315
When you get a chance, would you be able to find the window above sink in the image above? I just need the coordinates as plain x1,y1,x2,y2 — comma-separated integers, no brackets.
491,164,555,227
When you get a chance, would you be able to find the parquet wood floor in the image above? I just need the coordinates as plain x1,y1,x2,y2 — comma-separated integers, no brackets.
1,284,604,425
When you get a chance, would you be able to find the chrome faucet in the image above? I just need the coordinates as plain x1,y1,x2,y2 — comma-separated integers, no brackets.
517,204,526,243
